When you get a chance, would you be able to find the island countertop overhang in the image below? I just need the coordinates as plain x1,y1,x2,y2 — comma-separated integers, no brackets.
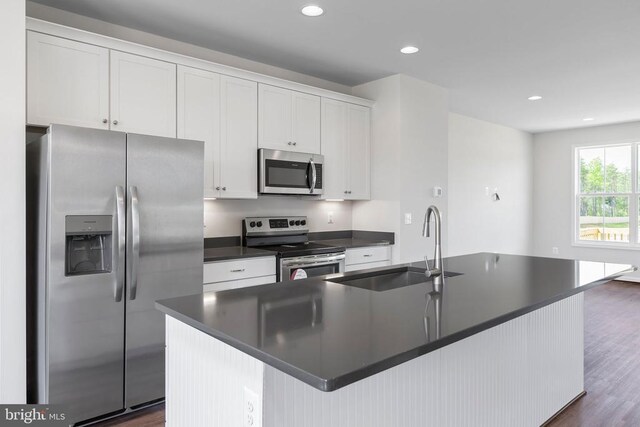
156,253,635,392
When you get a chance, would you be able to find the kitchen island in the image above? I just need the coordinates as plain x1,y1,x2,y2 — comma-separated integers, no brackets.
156,253,634,427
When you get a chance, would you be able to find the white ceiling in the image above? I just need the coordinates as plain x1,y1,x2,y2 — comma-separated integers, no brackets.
30,0,640,133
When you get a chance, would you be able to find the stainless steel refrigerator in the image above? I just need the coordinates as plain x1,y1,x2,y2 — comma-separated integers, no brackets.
26,124,204,424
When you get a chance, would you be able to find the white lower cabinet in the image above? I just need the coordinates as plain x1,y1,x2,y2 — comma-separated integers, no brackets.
203,256,276,292
345,246,391,272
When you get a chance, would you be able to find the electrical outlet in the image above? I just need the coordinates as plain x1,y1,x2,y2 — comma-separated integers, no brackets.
327,211,334,224
552,247,559,255
404,213,412,225
244,387,260,427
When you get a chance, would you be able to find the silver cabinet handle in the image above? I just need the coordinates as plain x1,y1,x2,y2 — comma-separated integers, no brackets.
103,118,108,124
293,142,297,146
309,159,317,194
230,268,245,273
113,120,119,125
344,190,348,194
114,186,125,302
288,141,293,145
216,186,221,190
128,186,140,300
363,254,373,257
222,187,227,191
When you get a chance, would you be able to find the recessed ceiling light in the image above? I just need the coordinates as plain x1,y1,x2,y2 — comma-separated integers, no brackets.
583,117,595,122
400,46,419,54
528,95,542,101
301,5,324,17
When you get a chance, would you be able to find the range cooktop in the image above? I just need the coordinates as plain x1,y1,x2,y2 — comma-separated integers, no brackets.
259,242,345,258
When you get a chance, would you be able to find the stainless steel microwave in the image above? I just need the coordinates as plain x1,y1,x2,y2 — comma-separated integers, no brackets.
258,149,324,195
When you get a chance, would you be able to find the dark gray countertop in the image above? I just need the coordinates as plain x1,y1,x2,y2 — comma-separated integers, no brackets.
203,246,274,262
313,238,392,248
157,253,634,392
203,234,393,262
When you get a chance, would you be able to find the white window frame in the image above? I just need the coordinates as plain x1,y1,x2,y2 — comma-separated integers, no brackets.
572,141,640,249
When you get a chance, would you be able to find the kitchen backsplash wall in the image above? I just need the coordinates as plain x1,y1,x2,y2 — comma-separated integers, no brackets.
203,198,353,238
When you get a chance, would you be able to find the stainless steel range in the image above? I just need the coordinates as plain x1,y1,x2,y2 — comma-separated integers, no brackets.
242,216,345,281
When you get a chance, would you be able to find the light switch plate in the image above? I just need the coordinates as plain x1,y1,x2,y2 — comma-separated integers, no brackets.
404,213,412,225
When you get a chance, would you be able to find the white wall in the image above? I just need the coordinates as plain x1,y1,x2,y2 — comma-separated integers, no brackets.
204,199,352,238
0,0,26,403
448,113,533,256
352,75,449,264
25,1,352,95
533,121,640,264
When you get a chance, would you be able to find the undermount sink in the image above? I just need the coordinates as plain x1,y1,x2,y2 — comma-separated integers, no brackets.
329,266,463,292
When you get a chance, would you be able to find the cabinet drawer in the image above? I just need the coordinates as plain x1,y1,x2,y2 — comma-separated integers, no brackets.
203,256,275,284
345,260,391,272
345,246,391,266
204,275,277,292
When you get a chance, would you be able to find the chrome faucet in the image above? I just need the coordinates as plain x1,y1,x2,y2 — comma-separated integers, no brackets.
422,205,443,292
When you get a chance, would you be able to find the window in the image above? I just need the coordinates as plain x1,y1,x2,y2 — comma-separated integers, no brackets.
575,143,637,245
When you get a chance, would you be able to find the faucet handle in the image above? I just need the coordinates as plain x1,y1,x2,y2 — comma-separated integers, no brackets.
424,255,433,277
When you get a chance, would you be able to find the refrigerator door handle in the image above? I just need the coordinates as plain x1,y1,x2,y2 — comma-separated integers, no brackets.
114,186,126,302
129,186,141,300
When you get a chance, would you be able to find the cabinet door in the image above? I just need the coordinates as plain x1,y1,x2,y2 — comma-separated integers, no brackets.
111,51,177,138
27,32,109,129
177,66,221,199
258,84,292,151
292,92,321,154
320,99,348,199
220,76,258,199
346,104,371,200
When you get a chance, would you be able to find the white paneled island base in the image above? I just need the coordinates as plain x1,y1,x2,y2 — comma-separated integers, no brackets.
165,293,583,427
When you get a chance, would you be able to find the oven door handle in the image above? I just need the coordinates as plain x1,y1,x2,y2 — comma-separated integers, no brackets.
309,158,317,194
282,253,346,267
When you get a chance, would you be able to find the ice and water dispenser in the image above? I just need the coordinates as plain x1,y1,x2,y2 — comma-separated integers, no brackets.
65,215,113,276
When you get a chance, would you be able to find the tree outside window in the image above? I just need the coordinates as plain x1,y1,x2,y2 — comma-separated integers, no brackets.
577,145,632,243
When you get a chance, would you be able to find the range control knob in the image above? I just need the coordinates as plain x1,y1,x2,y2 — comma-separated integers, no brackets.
289,220,295,226
256,221,263,227
295,220,301,226
249,221,256,228
301,220,306,226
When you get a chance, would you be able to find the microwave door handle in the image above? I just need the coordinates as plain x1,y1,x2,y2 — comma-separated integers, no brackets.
309,159,317,193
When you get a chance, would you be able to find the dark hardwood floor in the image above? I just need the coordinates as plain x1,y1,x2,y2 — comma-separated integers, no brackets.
548,280,640,427
96,280,640,427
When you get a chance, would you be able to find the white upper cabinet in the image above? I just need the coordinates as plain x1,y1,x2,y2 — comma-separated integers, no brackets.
27,32,110,129
219,76,258,199
321,99,371,200
258,84,320,154
291,92,321,153
346,104,371,200
177,66,257,199
177,66,221,198
321,99,348,200
110,51,177,138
